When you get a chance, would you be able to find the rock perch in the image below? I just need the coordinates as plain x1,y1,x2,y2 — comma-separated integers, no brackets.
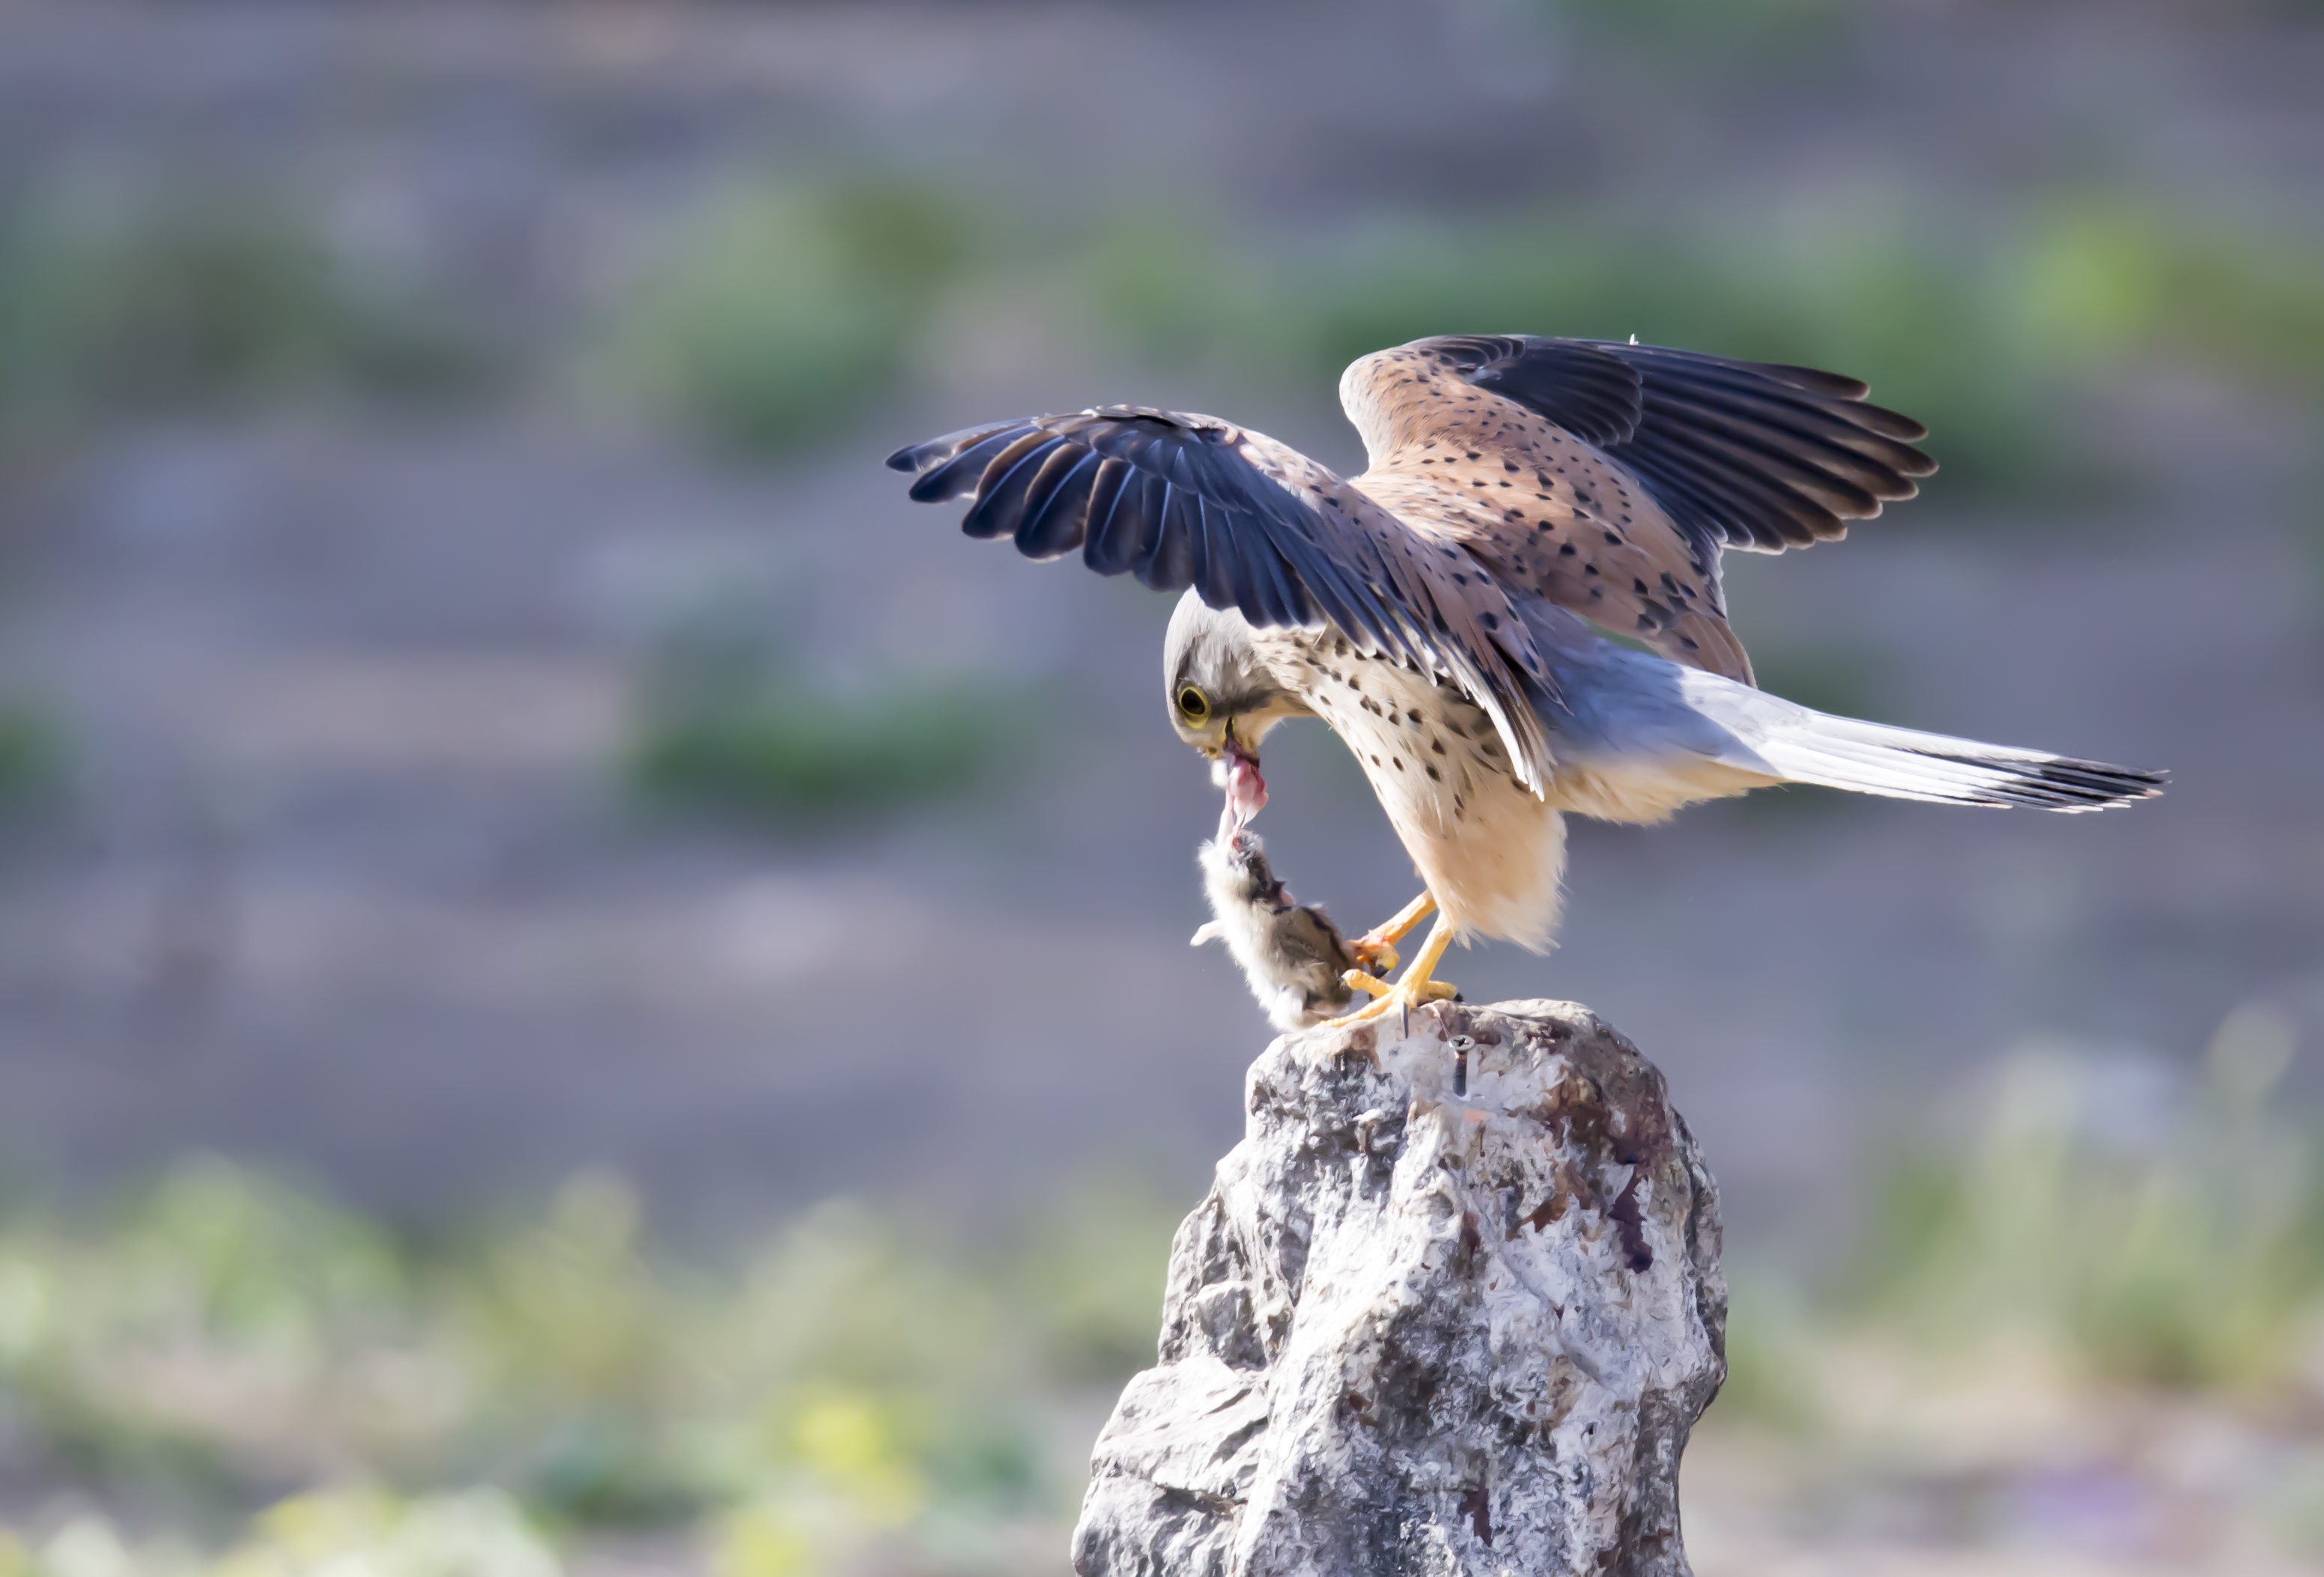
1073,1000,1726,1577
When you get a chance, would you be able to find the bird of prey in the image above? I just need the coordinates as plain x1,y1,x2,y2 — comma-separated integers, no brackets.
888,335,2164,1024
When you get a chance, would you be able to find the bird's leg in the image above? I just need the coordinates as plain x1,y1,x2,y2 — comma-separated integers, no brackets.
1347,891,1435,976
1334,914,1459,1027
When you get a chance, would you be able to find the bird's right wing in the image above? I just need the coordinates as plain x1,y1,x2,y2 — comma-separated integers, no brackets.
887,407,1562,791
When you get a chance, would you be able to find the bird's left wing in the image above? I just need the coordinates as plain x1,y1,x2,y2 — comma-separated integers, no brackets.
887,407,1561,791
1344,335,1937,685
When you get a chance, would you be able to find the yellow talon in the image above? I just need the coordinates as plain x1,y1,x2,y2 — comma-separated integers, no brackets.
1343,969,1392,998
1352,891,1434,962
1329,911,1459,1027
1347,890,1434,976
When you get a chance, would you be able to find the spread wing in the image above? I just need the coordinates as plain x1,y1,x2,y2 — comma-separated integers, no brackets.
1344,335,1938,684
886,407,1562,791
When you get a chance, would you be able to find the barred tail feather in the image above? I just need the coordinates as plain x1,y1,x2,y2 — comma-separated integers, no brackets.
1732,706,2166,812
1518,600,2163,816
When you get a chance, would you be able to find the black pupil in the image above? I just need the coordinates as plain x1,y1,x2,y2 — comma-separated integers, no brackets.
1182,690,1204,715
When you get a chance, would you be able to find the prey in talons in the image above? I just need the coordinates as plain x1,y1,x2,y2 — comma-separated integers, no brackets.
1191,766,1359,1031
1193,743,1460,1030
1342,890,1439,982
1331,911,1460,1029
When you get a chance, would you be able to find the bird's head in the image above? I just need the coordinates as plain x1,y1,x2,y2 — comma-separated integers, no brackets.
1162,591,1310,821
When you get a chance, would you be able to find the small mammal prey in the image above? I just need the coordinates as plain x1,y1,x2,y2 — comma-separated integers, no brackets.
1192,759,1362,1032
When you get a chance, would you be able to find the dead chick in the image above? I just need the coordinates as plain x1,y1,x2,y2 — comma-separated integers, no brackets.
1191,816,1360,1032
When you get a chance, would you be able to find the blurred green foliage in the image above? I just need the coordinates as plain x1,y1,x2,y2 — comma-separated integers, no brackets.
4,1029,2323,1570
1702,1006,2324,1562
622,597,1027,825
0,195,494,439
1700,1006,2324,1481
1081,204,2324,501
0,701,61,810
1846,1004,2321,1393
1090,217,2071,496
1002,1181,1182,1387
9,175,2316,513
2021,204,2324,391
0,1490,559,1577
596,165,2324,505
1709,1274,1821,1432
214,1489,558,1577
0,1163,1180,1576
628,675,998,824
610,181,972,457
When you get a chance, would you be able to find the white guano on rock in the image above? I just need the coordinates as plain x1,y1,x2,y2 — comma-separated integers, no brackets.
1073,999,1726,1577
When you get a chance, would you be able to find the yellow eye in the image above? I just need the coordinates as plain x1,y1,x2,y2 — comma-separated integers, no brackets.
1177,686,1211,723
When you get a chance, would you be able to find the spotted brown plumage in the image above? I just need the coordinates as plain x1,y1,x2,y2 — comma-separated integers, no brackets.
1341,336,1937,684
888,334,2158,1027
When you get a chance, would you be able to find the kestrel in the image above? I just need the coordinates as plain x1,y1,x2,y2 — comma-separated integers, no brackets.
888,335,2163,1024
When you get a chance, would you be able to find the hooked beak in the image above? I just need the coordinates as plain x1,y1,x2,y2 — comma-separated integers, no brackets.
1202,719,1257,771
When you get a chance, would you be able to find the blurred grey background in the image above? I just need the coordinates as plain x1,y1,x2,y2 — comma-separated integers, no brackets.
4,0,2317,1247
3,3,2324,1573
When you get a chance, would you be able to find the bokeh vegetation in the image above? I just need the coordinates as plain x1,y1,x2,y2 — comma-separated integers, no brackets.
622,619,1015,826
1711,1005,2324,1561
1847,1003,2320,1394
630,678,997,824
7,173,2317,499
0,1166,1181,1576
598,176,2324,502
0,701,60,812
0,195,496,445
7,1009,2324,1572
607,181,974,458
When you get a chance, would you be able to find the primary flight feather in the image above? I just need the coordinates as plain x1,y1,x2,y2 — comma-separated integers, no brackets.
888,335,2163,1024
